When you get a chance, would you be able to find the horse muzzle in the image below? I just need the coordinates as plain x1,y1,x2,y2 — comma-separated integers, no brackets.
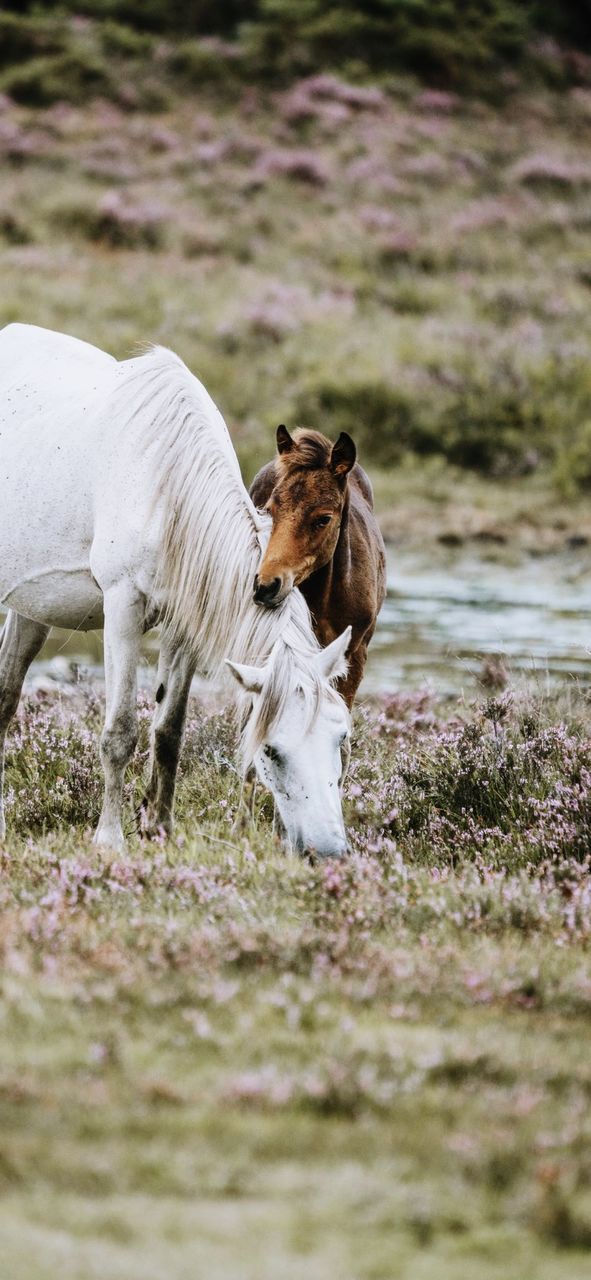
253,573,284,607
293,831,349,860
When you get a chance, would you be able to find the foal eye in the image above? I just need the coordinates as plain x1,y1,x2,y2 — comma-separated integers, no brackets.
313,515,332,530
264,744,284,767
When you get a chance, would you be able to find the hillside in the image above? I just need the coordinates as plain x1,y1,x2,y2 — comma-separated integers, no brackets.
2,17,591,550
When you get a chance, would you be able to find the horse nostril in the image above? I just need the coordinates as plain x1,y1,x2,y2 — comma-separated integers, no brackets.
254,576,281,606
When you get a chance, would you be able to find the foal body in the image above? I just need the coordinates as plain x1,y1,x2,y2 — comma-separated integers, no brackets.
250,428,386,706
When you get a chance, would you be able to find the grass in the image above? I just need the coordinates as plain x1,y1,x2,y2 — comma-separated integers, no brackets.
3,65,591,512
1,684,591,1276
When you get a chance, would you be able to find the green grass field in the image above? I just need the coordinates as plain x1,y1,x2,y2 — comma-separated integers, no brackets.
3,52,591,509
1,687,591,1277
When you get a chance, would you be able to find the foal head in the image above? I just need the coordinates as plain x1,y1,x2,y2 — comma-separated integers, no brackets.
253,425,356,607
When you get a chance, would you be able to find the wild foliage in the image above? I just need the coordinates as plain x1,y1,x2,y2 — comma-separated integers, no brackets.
2,684,591,1276
3,70,591,489
3,2,591,90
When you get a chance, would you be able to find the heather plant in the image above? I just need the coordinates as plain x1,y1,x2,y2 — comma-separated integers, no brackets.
2,684,591,1276
347,694,591,866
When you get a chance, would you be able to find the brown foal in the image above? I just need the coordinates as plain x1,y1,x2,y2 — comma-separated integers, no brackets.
250,426,386,707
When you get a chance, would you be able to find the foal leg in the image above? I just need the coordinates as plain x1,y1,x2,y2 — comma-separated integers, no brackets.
94,584,144,851
0,611,50,840
141,639,195,836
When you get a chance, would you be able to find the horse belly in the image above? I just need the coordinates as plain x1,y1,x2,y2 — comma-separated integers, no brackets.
4,569,103,630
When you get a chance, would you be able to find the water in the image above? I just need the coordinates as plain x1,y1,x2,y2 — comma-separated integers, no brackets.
11,548,591,697
363,548,591,695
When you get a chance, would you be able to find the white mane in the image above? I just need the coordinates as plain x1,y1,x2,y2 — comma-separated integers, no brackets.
104,346,345,763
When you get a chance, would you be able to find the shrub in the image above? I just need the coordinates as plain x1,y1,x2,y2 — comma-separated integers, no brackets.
295,357,591,477
0,3,256,37
50,192,167,249
6,693,104,832
239,0,531,87
0,50,114,106
167,37,245,88
348,696,591,867
91,191,167,248
554,420,591,493
0,12,64,71
252,147,331,187
0,206,32,244
295,377,431,467
1,1,591,97
510,152,591,188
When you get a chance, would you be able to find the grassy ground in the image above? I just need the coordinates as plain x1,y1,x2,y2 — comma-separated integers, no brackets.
3,68,591,529
1,684,591,1277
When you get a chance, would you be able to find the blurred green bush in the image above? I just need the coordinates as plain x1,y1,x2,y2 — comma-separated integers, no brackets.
0,2,590,93
295,357,591,479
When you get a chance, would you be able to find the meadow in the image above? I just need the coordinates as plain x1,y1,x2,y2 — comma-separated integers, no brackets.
2,684,591,1278
2,26,591,524
2,8,591,1276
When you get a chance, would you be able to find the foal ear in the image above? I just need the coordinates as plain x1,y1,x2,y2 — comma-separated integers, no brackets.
317,626,352,683
330,432,356,477
276,424,294,455
225,659,263,694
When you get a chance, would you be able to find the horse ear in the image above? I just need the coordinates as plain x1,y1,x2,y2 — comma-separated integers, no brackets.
276,424,294,455
317,626,352,683
330,432,356,477
225,659,263,694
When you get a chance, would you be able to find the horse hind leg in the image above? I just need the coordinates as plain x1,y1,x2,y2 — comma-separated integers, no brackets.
0,611,50,840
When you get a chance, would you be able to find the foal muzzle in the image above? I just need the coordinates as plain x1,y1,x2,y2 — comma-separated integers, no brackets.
253,573,282,606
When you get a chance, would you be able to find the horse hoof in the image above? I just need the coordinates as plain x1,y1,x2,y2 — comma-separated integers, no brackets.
93,826,126,853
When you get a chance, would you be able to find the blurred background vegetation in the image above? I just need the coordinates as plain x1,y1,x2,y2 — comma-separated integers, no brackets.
1,0,591,517
3,1,591,85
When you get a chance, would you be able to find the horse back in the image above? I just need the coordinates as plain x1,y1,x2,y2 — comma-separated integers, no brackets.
249,459,277,510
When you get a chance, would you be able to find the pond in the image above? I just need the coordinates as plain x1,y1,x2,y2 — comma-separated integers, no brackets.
363,547,591,696
12,547,591,698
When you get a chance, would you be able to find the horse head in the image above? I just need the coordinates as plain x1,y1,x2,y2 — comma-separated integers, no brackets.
226,626,351,858
253,425,356,607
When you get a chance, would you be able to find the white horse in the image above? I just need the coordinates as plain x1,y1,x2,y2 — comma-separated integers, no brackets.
0,324,351,856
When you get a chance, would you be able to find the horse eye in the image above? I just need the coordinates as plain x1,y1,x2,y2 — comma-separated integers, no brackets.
264,744,284,767
313,515,332,530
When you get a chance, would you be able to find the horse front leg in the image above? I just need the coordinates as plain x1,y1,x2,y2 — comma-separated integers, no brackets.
0,612,50,840
140,638,195,838
94,584,144,851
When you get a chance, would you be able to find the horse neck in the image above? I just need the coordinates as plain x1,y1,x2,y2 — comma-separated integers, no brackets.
161,473,279,676
159,434,314,677
116,346,318,678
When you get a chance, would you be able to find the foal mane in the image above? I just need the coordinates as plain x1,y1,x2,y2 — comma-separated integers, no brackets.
108,347,345,765
277,429,332,476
